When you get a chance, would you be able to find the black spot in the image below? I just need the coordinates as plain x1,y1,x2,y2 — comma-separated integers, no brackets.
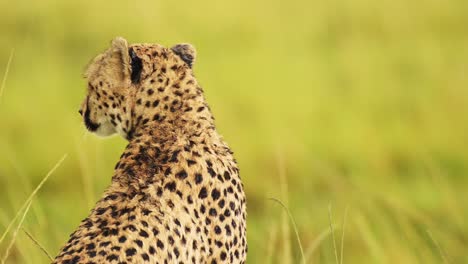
139,230,149,238
149,246,156,255
211,189,220,200
207,167,216,177
176,170,188,179
198,187,208,199
157,239,164,249
220,251,227,260
164,181,177,192
209,208,217,216
135,239,143,248
85,243,95,250
106,254,118,261
69,256,81,264
223,209,231,217
195,173,203,184
142,209,151,216
223,171,231,180
99,241,111,247
111,246,121,251
169,150,180,162
110,228,118,236
125,247,136,257
156,187,163,196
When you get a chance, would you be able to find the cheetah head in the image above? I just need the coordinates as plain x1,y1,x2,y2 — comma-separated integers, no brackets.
79,37,197,139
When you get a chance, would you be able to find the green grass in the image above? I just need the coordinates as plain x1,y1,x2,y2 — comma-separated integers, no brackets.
1,0,468,263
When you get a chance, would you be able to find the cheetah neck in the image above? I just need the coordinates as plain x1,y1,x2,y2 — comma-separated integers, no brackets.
111,80,225,187
128,90,215,140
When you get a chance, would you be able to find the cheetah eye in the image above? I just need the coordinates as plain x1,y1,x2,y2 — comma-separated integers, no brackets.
129,48,142,84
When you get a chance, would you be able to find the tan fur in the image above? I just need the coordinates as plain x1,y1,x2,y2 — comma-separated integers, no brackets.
54,37,247,264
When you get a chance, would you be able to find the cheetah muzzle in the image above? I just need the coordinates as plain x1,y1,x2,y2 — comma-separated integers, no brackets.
56,37,247,263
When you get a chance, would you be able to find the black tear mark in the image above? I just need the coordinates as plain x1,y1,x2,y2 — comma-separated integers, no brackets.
129,48,142,84
84,96,100,132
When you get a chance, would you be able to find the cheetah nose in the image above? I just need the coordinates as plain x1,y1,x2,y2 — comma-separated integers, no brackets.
78,109,83,116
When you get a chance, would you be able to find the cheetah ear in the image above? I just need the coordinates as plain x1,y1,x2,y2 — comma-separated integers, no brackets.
84,37,132,82
109,37,132,81
171,43,196,68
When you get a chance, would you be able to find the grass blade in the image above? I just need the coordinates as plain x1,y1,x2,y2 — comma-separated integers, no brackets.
0,49,14,103
265,221,278,264
0,154,68,245
1,201,32,264
22,228,53,261
426,229,449,264
328,203,339,264
304,226,335,262
268,197,306,264
276,149,291,264
340,206,349,264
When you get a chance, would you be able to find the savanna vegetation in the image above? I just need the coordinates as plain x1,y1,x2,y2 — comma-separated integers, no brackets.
1,0,468,263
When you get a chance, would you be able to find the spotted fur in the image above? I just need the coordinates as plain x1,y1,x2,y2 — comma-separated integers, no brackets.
54,37,247,264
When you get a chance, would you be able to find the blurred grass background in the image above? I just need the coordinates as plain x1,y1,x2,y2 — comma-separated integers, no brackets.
1,0,468,263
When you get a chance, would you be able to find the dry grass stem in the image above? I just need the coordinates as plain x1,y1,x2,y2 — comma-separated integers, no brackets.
304,227,335,262
276,149,291,264
22,228,53,261
426,229,449,264
340,206,349,264
0,49,14,103
1,201,32,264
268,197,306,264
0,154,68,244
328,203,339,264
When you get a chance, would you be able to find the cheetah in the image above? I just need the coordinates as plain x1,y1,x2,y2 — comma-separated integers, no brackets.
53,37,247,263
